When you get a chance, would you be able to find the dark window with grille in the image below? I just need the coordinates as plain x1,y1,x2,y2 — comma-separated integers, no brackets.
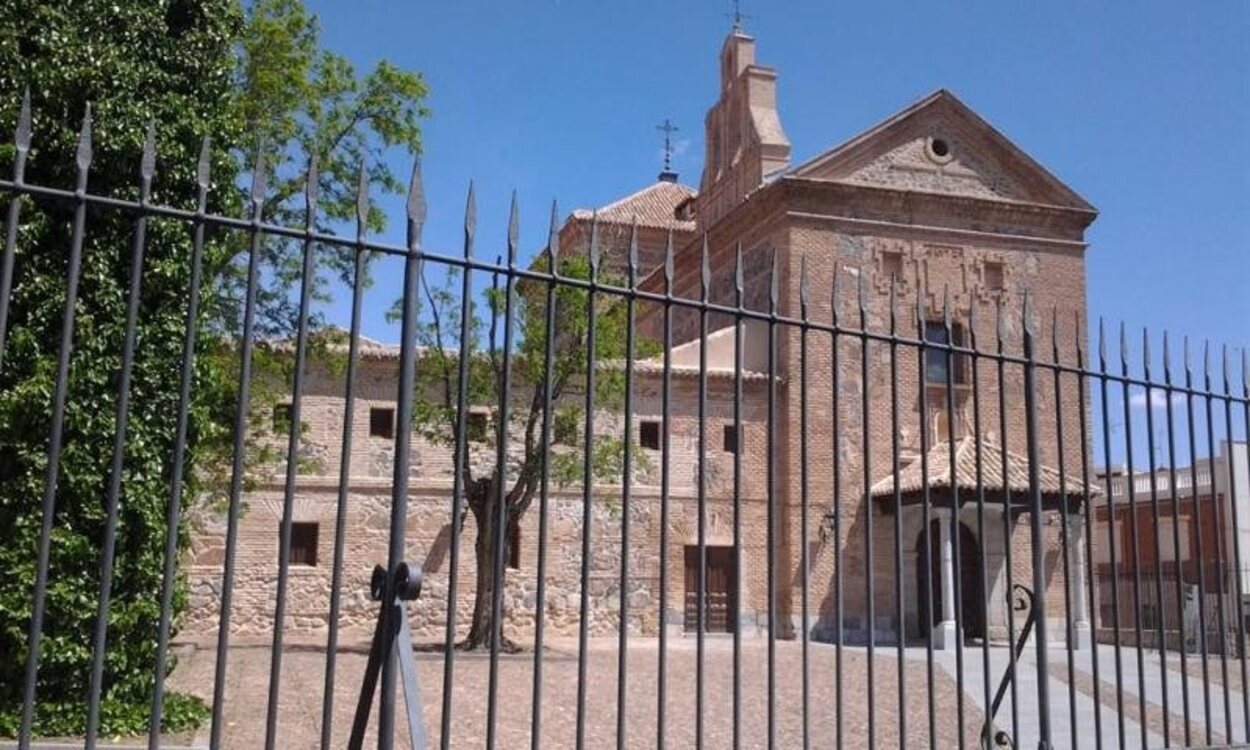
370,407,395,439
924,321,967,385
290,522,319,566
640,420,661,450
722,424,739,454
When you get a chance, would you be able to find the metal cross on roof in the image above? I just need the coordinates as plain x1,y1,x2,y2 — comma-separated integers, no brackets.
656,118,680,182
656,119,679,171
726,0,749,31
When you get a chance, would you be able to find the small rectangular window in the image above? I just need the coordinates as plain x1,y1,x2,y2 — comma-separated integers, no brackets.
722,424,739,454
881,251,904,283
466,411,489,443
370,407,395,439
290,522,319,566
924,321,967,385
273,403,293,432
640,420,661,450
984,261,1005,291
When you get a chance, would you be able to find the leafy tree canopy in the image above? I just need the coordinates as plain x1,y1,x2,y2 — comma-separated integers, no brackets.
0,0,426,737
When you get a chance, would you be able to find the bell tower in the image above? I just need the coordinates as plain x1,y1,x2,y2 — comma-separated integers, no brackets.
695,26,791,230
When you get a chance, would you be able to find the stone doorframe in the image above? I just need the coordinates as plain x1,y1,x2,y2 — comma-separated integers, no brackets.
905,505,1091,650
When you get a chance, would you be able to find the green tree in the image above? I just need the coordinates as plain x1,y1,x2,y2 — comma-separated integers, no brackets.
413,215,652,650
0,0,426,737
233,0,427,336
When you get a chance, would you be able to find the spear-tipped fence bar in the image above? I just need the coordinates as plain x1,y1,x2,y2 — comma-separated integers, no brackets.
3,104,1248,750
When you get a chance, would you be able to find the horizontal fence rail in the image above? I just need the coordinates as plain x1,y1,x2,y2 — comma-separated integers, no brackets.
2,99,1249,750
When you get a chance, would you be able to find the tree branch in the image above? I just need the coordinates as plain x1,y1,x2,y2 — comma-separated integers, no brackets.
421,273,474,492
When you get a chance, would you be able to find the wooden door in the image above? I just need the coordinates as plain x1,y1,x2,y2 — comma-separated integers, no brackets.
684,546,736,633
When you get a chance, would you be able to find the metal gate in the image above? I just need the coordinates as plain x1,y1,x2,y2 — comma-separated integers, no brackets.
3,96,1250,750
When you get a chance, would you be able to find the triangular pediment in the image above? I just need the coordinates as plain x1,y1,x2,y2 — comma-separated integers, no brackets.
789,90,1094,211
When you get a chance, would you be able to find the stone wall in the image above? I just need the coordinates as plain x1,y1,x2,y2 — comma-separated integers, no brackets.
182,481,779,641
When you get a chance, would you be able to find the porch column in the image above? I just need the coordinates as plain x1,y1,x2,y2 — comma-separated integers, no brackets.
932,511,958,650
1069,513,1093,649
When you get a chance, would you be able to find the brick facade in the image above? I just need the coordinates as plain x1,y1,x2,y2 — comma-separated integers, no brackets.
183,28,1099,649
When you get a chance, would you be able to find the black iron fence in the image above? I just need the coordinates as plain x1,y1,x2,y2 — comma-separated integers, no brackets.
3,99,1250,750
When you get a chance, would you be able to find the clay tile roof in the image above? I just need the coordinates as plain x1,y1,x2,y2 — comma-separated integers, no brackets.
571,180,697,232
869,436,1092,501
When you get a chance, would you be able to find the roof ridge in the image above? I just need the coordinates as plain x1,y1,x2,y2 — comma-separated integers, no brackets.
577,179,697,217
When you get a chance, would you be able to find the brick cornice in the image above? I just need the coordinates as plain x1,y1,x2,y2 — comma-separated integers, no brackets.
778,176,1097,240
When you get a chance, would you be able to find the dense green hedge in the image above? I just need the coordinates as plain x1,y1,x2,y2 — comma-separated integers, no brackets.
0,0,244,737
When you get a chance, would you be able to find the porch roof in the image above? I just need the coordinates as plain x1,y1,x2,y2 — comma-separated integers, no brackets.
868,436,1092,506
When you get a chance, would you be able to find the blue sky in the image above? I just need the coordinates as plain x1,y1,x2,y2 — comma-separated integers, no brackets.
305,0,1248,369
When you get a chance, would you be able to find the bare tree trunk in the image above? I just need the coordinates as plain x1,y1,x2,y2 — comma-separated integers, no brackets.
459,477,517,651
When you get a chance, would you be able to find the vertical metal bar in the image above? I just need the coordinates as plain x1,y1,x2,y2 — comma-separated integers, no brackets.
830,268,844,750
856,268,875,750
1160,335,1190,745
529,200,558,750
1240,350,1250,741
1097,320,1127,750
1117,323,1150,750
485,192,518,750
918,281,935,750
1141,330,1175,745
656,231,674,750
969,304,996,749
615,220,638,750
85,121,156,750
1075,314,1105,750
18,109,93,749
767,248,780,750
439,182,475,749
732,243,744,750
941,288,967,749
0,90,32,370
1199,341,1232,741
381,160,426,750
696,235,709,750
996,300,1021,744
150,135,212,747
574,216,600,750
208,143,268,750
321,163,372,750
1219,345,1250,743
886,277,906,747
1050,310,1079,750
1164,332,1204,747
264,155,321,750
799,256,812,750
1022,295,1052,749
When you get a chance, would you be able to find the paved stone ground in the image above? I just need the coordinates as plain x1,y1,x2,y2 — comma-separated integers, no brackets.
168,637,983,749
12,641,1249,748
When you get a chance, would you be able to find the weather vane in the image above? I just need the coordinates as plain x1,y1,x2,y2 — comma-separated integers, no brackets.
726,0,749,31
656,118,680,174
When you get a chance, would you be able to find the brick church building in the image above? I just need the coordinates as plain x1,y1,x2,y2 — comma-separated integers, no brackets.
183,26,1098,650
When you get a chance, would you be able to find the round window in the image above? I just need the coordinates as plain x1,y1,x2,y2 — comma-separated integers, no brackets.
926,136,954,164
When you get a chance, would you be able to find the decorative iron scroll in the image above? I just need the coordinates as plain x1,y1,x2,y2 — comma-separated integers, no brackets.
349,562,428,750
